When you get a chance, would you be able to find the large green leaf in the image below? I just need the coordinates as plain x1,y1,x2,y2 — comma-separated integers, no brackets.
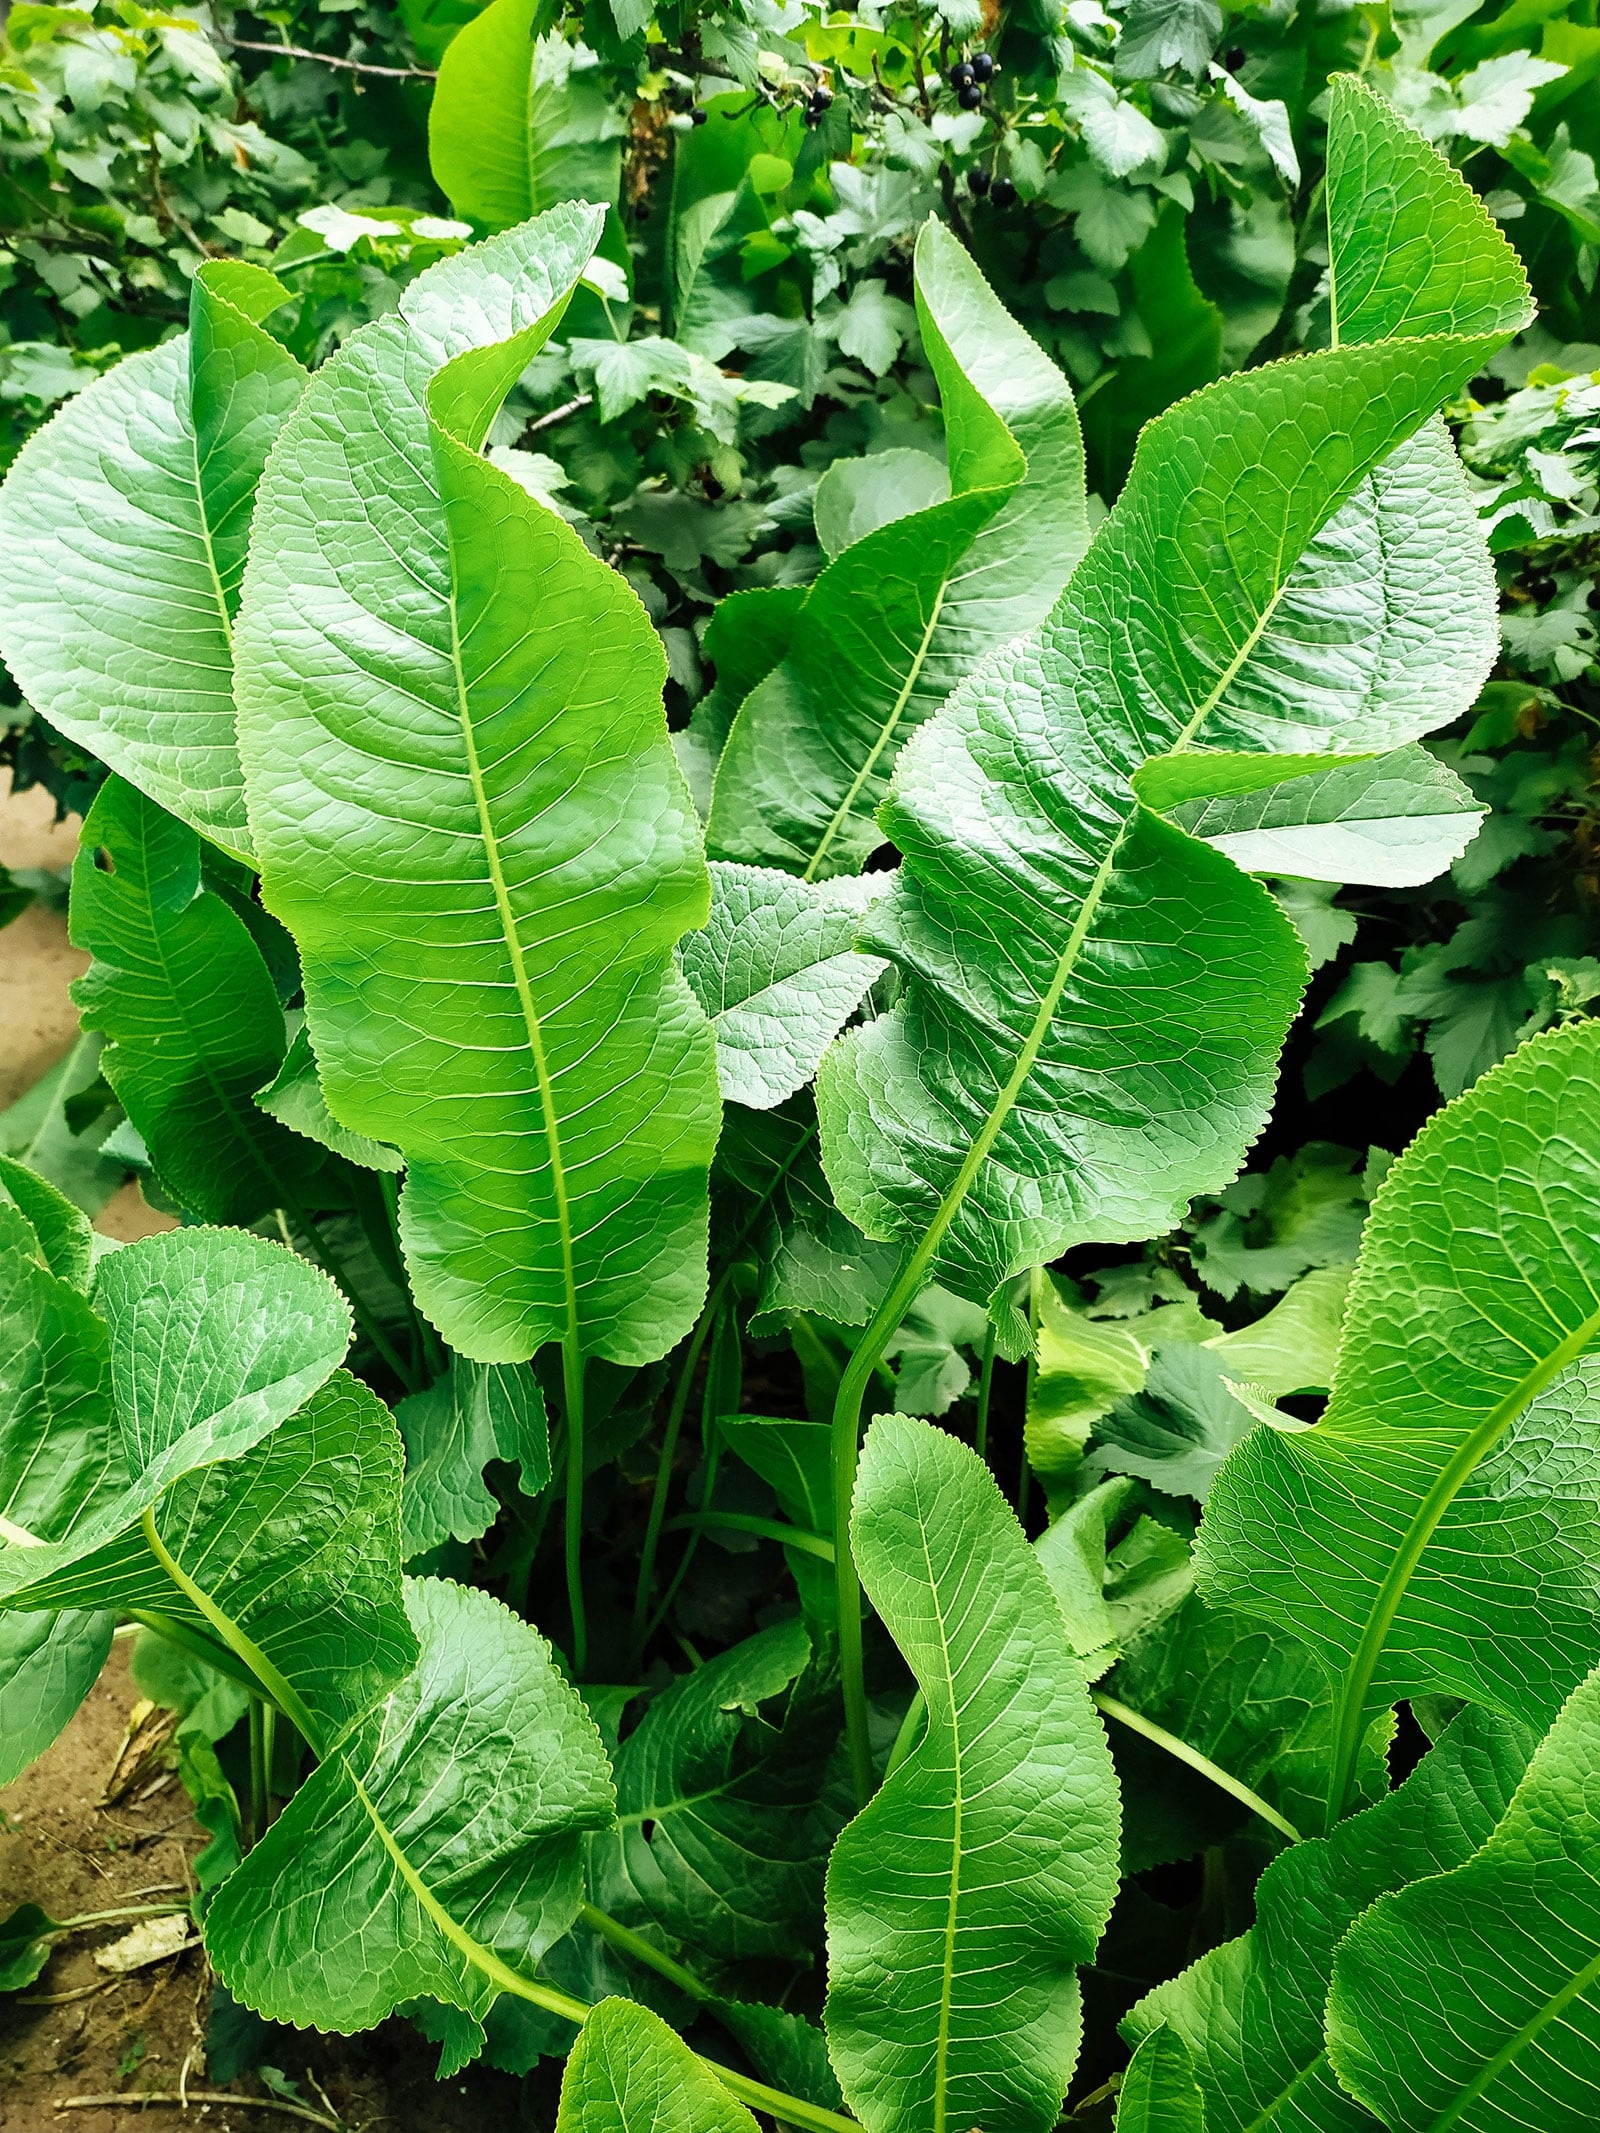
1198,1018,1600,1824
705,218,1089,880
234,207,720,1366
429,0,625,229
1327,1664,1600,2130
69,776,322,1226
590,1616,843,1965
824,1413,1120,2132
10,1371,414,1749
1126,1704,1535,2133
397,1357,549,1555
0,262,305,862
0,1607,113,1784
206,1577,614,2045
816,87,1529,1319
555,1996,759,2133
0,1227,350,1595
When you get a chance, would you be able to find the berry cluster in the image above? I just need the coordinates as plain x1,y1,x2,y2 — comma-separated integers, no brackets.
949,49,996,108
967,166,1016,207
803,79,835,126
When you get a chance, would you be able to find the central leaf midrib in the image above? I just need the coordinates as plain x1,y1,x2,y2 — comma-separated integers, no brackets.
925,1511,964,2133
1423,1938,1600,2131
1327,1295,1600,1818
445,581,580,1349
802,578,952,883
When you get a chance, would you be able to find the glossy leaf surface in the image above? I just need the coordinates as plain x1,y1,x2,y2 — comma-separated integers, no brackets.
397,1358,549,1555
1199,1019,1600,1819
207,1577,614,2036
555,1996,759,2133
707,218,1089,880
817,89,1528,1310
0,1608,113,1785
234,208,720,1365
1328,1664,1600,2131
825,1413,1120,2132
0,262,305,861
1129,1705,1534,2133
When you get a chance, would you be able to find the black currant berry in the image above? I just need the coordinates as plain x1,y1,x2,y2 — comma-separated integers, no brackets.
951,59,975,87
969,165,991,196
1224,44,1246,68
811,81,834,109
690,105,708,124
991,174,1016,207
971,50,995,81
958,80,983,108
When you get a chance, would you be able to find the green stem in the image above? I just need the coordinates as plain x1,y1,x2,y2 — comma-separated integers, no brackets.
663,1510,835,1560
1092,1693,1302,1844
578,1902,716,2003
974,1319,997,1464
1018,1265,1042,1527
139,1507,323,1754
248,1695,269,1847
563,1334,587,1678
127,1608,278,1705
884,1689,926,1781
643,1304,735,1646
630,1282,723,1668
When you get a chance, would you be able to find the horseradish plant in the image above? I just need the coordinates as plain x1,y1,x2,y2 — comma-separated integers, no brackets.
4,72,1600,2132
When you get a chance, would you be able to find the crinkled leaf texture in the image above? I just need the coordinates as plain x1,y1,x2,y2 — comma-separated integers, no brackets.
817,83,1529,1311
206,1577,614,2047
1328,1662,1600,2130
555,1996,758,2133
397,1357,549,1556
681,864,887,1109
11,1371,414,1750
69,776,321,1226
825,1413,1120,2133
0,1153,93,1292
1127,1703,1535,2133
0,262,305,861
234,205,720,1365
591,1616,844,1965
706,217,1089,879
1198,1017,1600,1824
0,1228,350,1596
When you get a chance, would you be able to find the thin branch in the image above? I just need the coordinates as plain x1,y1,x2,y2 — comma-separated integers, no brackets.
220,33,436,79
56,2094,342,2130
527,392,594,435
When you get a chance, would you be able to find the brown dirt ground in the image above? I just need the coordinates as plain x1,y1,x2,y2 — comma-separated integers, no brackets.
1,778,525,2130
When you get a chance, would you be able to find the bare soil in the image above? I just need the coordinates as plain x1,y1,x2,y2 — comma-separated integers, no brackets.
0,1644,525,2132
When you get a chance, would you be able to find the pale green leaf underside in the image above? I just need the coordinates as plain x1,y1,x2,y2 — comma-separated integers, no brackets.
1198,1018,1600,1813
825,1414,1120,2133
1167,741,1483,887
256,1026,404,1174
1115,2026,1207,2133
397,1357,549,1556
1328,1664,1600,2131
234,206,720,1366
0,261,305,863
206,1577,614,2035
